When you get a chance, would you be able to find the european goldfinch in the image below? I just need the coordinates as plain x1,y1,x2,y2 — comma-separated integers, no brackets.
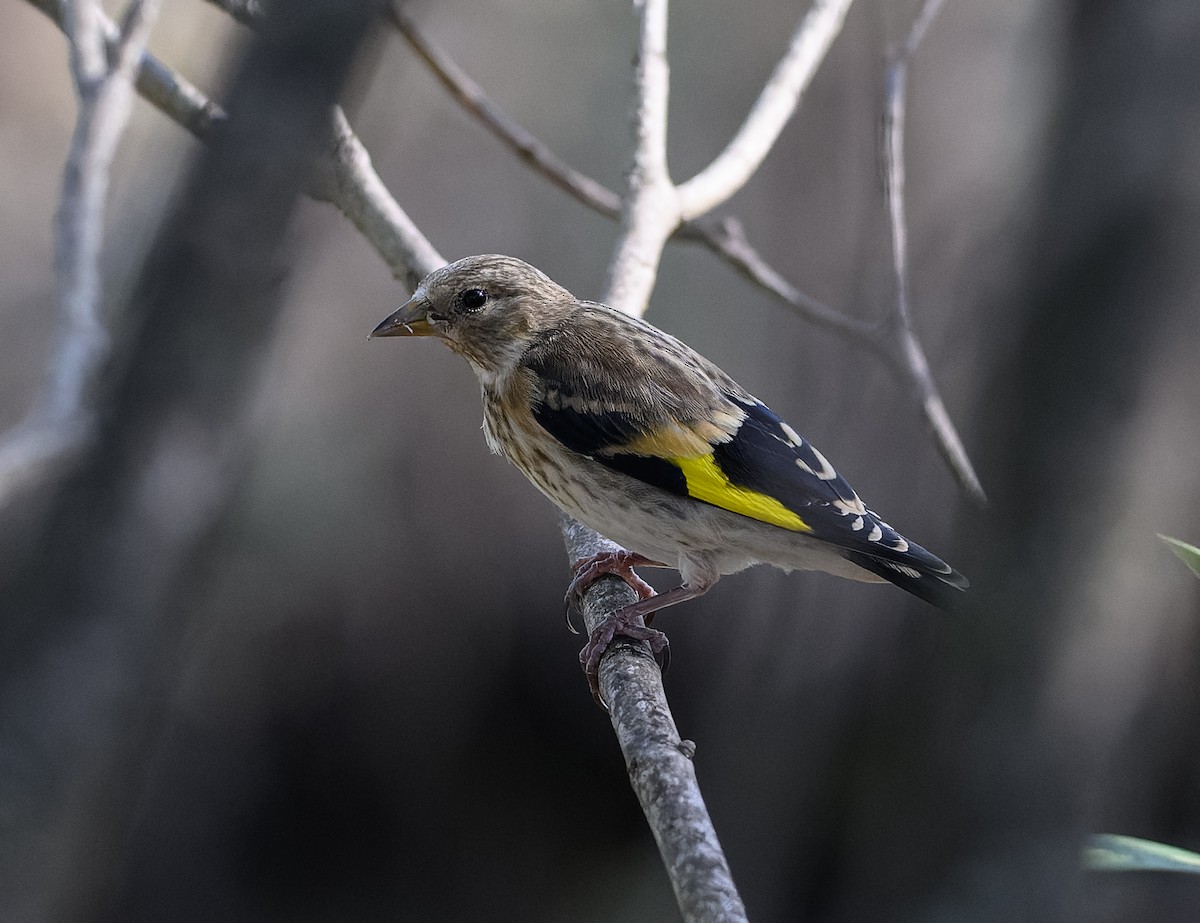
372,255,966,695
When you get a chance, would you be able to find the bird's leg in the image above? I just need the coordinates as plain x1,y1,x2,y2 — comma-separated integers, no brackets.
563,549,663,633
579,578,713,709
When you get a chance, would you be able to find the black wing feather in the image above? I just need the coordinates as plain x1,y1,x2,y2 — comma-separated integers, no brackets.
714,399,967,604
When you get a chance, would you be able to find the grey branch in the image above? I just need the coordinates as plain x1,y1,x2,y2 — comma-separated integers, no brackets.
312,108,445,291
391,5,621,218
562,519,749,923
30,0,219,137
0,0,159,506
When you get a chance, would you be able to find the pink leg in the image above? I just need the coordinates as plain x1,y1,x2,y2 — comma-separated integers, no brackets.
579,577,714,708
564,549,663,633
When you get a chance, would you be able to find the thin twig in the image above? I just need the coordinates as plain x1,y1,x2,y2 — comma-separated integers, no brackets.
390,6,620,218
30,0,221,137
883,0,985,504
676,0,855,220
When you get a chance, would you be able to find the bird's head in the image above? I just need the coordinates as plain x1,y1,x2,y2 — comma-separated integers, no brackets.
371,254,574,382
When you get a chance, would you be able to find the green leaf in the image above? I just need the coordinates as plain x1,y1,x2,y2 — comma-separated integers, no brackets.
1159,534,1200,579
1085,834,1200,873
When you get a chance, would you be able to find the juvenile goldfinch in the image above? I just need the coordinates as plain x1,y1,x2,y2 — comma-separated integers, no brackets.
372,255,966,695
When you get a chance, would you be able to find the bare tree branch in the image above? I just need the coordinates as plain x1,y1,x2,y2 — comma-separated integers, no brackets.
25,0,439,303
56,0,160,425
566,3,750,918
391,7,869,337
562,519,748,923
604,0,678,315
390,6,621,218
883,0,985,504
0,0,159,505
30,0,222,137
676,0,855,220
203,0,442,289
312,107,444,290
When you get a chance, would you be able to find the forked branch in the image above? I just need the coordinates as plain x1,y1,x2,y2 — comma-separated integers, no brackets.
0,0,159,504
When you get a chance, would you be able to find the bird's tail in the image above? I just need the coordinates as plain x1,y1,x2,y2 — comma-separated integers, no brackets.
840,547,968,611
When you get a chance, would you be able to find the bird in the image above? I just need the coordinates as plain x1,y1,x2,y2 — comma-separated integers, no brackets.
371,254,967,701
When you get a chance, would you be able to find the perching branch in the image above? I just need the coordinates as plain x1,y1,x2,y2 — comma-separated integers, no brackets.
568,5,748,913
0,0,159,505
392,3,984,504
561,518,748,923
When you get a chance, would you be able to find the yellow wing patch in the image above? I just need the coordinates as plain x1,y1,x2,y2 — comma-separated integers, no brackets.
616,408,744,458
619,422,712,459
672,454,812,533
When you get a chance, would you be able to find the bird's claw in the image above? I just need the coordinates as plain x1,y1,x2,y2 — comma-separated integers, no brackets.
563,549,660,633
579,605,670,709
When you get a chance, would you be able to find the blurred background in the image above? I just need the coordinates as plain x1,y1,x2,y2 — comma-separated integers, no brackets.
2,0,1199,920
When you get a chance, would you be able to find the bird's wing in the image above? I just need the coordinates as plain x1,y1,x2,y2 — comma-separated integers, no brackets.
521,309,966,603
700,396,968,606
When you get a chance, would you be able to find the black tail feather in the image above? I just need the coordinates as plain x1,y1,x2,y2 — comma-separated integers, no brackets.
841,549,968,611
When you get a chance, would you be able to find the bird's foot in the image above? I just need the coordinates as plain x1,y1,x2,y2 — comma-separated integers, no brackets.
579,603,670,709
563,549,660,633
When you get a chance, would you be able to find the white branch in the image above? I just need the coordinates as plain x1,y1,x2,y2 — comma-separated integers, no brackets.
198,0,444,290
53,0,158,420
313,108,445,290
676,0,854,220
0,0,159,507
603,0,680,316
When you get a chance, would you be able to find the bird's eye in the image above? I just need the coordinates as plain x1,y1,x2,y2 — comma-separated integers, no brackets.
459,288,489,311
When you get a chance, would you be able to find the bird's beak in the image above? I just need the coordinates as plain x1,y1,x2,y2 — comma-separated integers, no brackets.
370,294,436,338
